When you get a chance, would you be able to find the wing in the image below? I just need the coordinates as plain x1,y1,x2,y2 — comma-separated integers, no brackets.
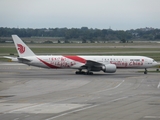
81,60,104,71
85,60,103,67
80,60,117,73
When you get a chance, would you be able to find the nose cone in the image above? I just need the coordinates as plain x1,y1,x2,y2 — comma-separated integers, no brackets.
153,60,159,66
156,61,160,66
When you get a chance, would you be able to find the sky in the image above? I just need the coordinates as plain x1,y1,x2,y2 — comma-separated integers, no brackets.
0,0,160,30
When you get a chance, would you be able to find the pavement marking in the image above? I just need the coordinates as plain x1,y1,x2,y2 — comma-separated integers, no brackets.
157,81,160,89
13,118,19,120
144,116,160,119
2,80,124,115
134,79,145,89
6,103,47,114
108,91,123,96
12,104,87,114
45,94,136,120
2,96,78,114
25,115,30,117
93,80,125,94
0,100,7,103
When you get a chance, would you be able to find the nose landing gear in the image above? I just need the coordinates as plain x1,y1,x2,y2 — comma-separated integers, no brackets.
144,68,147,74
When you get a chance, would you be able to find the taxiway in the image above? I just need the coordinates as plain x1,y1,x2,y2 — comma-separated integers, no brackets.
0,62,160,120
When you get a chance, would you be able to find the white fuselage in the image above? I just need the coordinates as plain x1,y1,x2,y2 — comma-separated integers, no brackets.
23,55,157,70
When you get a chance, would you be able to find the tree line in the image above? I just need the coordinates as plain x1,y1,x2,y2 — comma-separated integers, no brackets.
0,27,160,42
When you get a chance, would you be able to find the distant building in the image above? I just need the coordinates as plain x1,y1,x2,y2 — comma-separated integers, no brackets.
139,27,155,31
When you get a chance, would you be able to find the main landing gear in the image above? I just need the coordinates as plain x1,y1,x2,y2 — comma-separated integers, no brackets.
144,68,147,74
75,69,93,75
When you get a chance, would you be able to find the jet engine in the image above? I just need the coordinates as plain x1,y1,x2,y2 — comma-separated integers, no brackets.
102,64,116,73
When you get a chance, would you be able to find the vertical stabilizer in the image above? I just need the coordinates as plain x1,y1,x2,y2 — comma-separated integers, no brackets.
12,35,35,57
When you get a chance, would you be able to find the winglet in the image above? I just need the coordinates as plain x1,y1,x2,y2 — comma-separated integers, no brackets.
12,35,35,57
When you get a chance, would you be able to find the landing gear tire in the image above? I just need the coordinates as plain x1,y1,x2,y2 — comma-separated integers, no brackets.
75,71,86,75
144,68,147,74
75,71,93,75
144,71,147,74
85,72,93,75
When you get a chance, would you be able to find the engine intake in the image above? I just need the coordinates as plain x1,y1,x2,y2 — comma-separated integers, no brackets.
102,64,116,73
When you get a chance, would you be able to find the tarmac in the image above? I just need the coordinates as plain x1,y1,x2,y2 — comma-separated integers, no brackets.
0,62,160,120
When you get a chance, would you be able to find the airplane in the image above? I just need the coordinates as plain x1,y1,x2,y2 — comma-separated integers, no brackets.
4,35,158,75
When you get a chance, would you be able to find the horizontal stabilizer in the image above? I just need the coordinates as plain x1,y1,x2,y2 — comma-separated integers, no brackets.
3,56,18,62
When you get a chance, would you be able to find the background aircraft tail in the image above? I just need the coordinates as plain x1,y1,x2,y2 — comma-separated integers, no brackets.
12,35,35,57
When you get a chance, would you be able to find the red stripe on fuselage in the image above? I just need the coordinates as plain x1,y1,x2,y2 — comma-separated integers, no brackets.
37,58,60,69
64,56,86,64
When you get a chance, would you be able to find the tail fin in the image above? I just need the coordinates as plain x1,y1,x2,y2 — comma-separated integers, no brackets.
12,35,35,57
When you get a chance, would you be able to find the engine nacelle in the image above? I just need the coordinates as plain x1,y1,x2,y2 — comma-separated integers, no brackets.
102,64,116,73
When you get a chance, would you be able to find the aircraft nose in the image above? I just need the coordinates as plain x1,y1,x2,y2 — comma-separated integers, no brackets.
154,61,159,65
156,61,160,65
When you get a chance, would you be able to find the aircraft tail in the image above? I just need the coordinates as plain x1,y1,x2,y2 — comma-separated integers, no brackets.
12,35,35,57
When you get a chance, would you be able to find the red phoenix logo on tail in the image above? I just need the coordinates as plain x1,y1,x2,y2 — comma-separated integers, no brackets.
17,44,25,54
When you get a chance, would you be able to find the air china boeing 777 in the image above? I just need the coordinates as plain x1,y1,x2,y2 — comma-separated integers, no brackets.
5,35,158,75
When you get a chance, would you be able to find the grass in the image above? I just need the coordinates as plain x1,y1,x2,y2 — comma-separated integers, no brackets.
1,47,160,53
0,42,160,61
0,41,160,47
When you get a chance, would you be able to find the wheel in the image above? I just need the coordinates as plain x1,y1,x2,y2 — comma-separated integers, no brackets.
75,71,79,74
81,71,86,74
144,68,147,74
90,72,93,75
144,71,147,74
75,71,93,75
86,72,93,75
75,71,86,75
